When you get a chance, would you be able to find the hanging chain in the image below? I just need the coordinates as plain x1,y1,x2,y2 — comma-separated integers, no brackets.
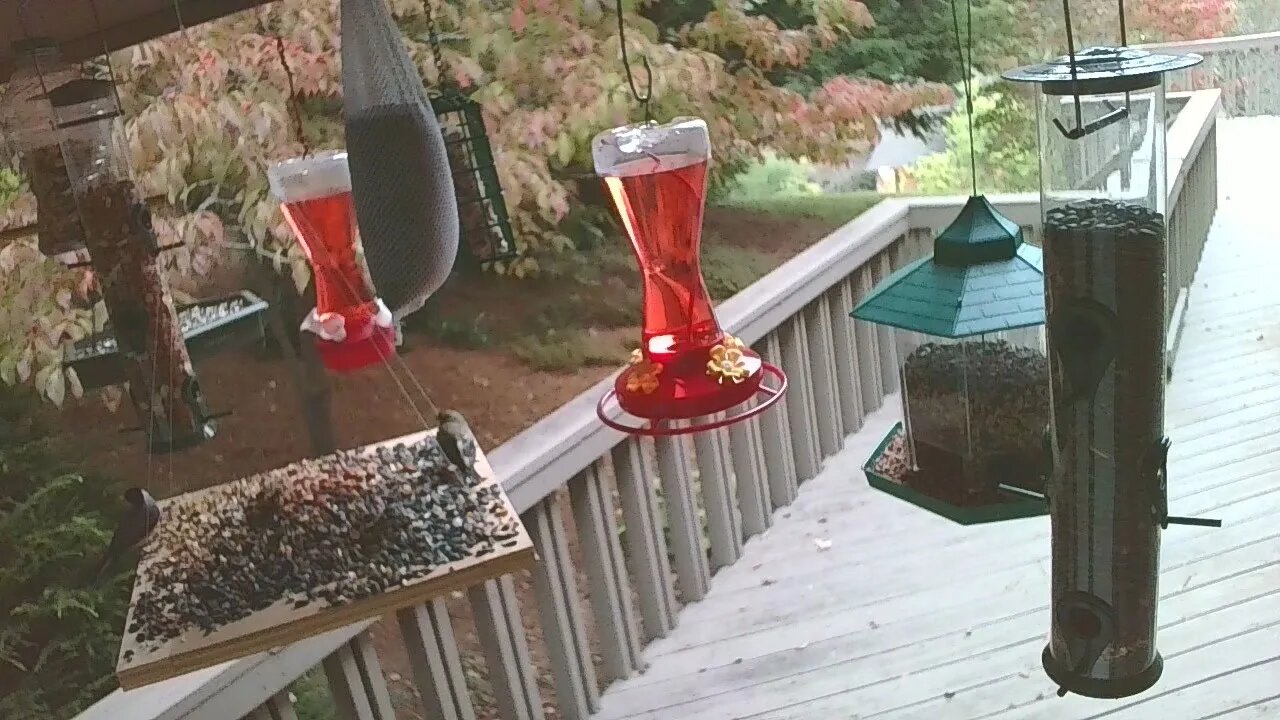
87,0,127,115
422,0,450,91
256,8,311,157
1117,0,1128,47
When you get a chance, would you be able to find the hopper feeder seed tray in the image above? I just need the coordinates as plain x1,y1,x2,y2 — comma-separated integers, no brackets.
114,428,534,690
64,290,270,391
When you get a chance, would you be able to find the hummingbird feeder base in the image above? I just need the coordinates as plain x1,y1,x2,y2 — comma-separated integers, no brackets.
597,361,787,436
862,422,1049,525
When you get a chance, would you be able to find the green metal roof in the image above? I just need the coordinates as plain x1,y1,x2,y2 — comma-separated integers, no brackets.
850,196,1045,338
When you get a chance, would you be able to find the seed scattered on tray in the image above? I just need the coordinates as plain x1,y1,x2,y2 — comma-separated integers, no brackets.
127,437,520,651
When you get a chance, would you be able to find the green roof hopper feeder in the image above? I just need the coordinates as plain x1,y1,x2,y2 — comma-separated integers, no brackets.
852,195,1052,525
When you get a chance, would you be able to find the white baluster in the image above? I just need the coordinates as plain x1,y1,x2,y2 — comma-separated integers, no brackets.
610,439,677,640
758,332,799,507
525,498,599,719
692,419,742,570
805,295,844,457
654,433,711,602
468,577,544,720
396,600,476,720
569,462,644,680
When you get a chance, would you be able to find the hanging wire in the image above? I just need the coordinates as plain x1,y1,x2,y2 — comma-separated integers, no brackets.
1117,0,1128,47
87,0,127,115
949,0,978,195
613,0,653,124
256,7,312,158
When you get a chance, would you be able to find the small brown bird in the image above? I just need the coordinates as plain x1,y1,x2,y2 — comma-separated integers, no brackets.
94,488,161,583
436,409,480,483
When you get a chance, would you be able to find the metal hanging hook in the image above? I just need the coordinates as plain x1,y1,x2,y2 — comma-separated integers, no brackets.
1054,0,1128,139
614,0,653,124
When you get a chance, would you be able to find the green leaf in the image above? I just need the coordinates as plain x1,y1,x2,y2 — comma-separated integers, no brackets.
556,134,575,167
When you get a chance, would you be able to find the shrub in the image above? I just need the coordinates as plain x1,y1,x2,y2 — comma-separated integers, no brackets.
0,390,131,719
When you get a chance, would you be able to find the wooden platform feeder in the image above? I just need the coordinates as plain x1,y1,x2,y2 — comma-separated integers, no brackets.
65,290,270,391
114,428,534,689
851,195,1051,524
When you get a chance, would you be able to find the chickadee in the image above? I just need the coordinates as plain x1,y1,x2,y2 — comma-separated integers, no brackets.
94,487,161,583
436,409,480,483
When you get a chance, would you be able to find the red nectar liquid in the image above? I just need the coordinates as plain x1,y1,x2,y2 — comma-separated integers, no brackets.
604,158,721,358
281,191,378,340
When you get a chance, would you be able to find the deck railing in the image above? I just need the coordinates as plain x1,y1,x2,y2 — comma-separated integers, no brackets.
1141,31,1280,117
75,88,1220,720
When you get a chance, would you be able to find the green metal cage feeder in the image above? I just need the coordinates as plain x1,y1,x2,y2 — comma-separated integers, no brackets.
852,195,1051,525
432,89,517,267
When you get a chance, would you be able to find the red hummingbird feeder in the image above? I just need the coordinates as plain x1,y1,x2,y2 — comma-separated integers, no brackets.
269,151,397,373
592,117,786,436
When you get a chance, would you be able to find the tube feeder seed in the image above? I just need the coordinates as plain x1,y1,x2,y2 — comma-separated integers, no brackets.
852,195,1050,525
1005,45,1220,699
47,77,216,453
591,118,787,437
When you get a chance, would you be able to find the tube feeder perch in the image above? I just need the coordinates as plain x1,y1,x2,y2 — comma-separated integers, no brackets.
852,195,1050,525
48,78,216,453
591,118,786,436
1005,43,1220,698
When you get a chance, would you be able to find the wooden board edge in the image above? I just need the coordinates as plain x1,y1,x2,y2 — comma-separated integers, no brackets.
116,543,536,690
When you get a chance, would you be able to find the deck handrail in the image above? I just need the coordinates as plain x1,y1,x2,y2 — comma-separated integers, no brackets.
74,88,1222,720
1138,29,1280,55
1141,31,1280,118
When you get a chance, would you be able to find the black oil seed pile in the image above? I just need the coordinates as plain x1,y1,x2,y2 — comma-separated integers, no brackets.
126,437,521,651
1044,199,1165,243
903,339,1049,487
69,295,255,361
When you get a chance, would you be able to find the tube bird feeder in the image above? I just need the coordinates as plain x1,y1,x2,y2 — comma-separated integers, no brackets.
1005,45,1220,698
591,118,785,436
49,78,215,453
0,38,90,264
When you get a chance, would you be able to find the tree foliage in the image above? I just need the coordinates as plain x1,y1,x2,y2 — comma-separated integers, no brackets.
1013,0,1236,53
0,0,949,406
910,80,1039,194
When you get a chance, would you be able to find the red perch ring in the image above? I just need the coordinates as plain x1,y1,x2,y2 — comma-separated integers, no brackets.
597,360,787,436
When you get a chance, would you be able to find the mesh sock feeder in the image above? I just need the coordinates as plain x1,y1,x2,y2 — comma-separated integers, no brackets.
341,0,459,324
1004,0,1221,699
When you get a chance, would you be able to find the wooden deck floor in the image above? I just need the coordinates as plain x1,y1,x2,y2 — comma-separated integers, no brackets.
592,118,1280,720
